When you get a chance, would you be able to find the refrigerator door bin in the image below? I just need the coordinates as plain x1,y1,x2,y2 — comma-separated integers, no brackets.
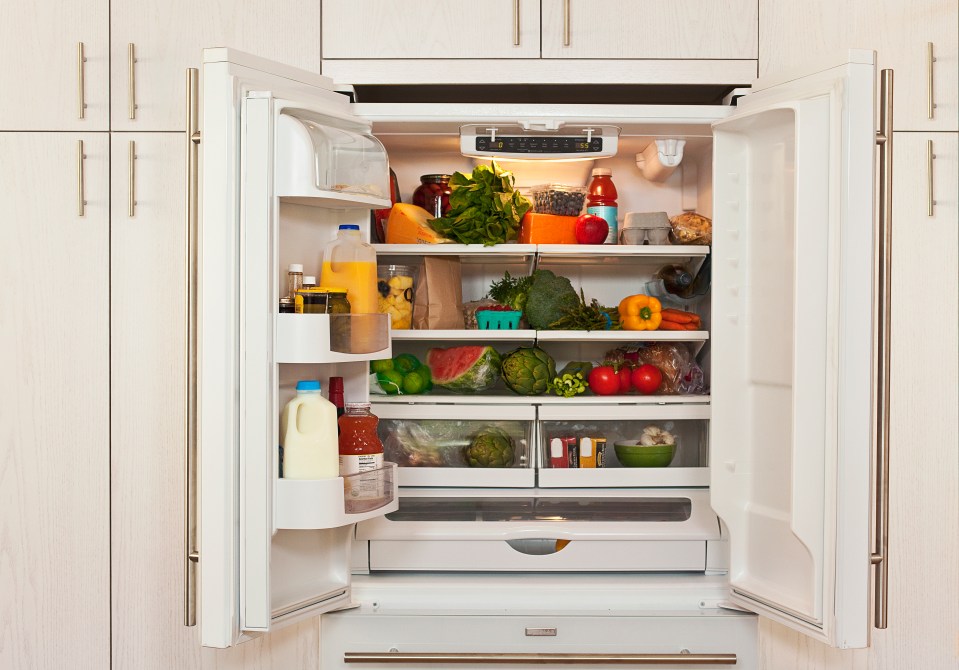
275,463,399,529
276,312,391,361
372,403,536,487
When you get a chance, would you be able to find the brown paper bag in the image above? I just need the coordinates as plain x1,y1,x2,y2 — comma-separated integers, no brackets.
412,256,465,329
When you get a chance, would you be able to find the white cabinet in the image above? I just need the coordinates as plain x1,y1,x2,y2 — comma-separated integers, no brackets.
321,0,757,85
322,0,541,59
541,0,758,60
0,132,110,668
110,0,322,130
0,2,109,130
760,0,958,131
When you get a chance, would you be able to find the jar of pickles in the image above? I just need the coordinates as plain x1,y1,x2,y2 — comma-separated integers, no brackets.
411,174,452,218
325,288,351,314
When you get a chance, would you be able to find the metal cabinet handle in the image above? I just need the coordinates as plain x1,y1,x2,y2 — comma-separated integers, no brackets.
128,43,137,120
563,0,571,46
927,139,936,216
77,42,86,119
871,68,894,631
927,42,936,120
128,141,136,217
345,652,738,665
77,139,86,216
184,67,200,628
512,0,520,46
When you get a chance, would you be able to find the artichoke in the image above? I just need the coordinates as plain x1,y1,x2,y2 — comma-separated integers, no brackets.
501,346,556,395
464,428,515,468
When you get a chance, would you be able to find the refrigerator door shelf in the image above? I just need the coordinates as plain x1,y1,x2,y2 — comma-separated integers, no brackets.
276,313,391,363
275,464,399,530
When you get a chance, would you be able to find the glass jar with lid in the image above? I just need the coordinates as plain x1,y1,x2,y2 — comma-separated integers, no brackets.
412,174,452,218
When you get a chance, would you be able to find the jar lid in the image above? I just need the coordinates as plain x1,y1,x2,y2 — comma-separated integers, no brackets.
279,297,294,304
319,286,348,294
420,174,452,183
288,263,303,272
303,275,316,285
591,168,612,176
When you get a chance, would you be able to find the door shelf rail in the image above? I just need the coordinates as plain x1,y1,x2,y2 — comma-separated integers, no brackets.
275,464,399,530
276,312,392,363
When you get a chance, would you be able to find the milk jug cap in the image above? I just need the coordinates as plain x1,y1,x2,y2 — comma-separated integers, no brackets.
296,380,321,392
338,224,360,231
591,168,612,176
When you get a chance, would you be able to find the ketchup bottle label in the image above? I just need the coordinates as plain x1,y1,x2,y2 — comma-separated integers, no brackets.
587,205,618,244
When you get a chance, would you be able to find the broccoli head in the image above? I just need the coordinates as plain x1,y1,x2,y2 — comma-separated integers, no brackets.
524,270,580,329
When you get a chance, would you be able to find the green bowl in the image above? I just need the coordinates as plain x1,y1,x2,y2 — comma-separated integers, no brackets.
614,441,676,468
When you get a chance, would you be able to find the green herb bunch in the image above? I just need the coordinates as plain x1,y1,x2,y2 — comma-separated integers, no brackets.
429,162,531,246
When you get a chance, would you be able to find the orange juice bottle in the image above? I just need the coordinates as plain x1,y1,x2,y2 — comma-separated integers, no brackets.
320,224,377,314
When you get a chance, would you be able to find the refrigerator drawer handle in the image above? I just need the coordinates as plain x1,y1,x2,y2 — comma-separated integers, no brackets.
344,652,737,665
871,68,894,631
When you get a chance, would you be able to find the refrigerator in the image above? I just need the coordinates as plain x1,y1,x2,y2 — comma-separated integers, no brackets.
197,47,884,667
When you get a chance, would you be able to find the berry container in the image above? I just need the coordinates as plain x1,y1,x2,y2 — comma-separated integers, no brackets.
476,309,522,330
530,184,587,216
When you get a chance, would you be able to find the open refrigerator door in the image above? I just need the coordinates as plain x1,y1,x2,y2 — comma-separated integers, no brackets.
709,51,879,648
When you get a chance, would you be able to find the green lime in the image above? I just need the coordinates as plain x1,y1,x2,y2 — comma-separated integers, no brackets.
370,359,394,374
401,369,427,395
376,369,404,395
392,353,422,375
418,365,433,391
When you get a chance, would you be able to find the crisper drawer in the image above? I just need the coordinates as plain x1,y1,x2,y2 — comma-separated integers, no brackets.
321,610,758,669
372,403,535,487
538,404,710,488
356,489,725,573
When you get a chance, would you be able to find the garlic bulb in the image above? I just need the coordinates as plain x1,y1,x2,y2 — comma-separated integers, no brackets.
639,425,675,446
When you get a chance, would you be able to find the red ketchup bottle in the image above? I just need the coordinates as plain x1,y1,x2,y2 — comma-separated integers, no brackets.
586,168,619,244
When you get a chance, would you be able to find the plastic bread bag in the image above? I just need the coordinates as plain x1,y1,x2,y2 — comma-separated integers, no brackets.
636,342,706,395
669,212,712,246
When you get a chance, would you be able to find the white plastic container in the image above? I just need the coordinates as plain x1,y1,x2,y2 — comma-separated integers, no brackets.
280,379,339,479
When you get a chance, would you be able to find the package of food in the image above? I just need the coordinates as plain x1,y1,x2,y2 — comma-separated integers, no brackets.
669,212,712,245
412,256,465,329
530,184,587,216
518,212,578,244
635,342,705,394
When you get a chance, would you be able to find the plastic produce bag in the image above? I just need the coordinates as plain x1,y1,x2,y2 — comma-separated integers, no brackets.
636,342,706,394
669,212,712,246
381,420,525,468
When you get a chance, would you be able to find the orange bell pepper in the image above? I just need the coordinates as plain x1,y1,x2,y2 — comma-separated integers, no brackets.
618,294,662,331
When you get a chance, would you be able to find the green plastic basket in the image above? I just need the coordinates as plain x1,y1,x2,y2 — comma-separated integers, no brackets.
477,310,522,330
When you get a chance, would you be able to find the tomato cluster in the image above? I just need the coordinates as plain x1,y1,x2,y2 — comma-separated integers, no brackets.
587,364,663,396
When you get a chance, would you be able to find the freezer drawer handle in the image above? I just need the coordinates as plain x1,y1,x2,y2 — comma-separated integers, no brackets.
871,68,894,631
183,66,200,628
344,652,737,665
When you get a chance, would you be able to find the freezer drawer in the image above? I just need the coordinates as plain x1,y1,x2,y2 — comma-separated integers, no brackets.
321,610,757,669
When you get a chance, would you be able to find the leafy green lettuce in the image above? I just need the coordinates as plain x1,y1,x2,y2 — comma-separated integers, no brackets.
429,162,531,246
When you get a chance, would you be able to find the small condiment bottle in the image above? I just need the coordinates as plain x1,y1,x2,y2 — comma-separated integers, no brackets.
296,288,329,314
278,297,295,313
303,275,317,289
287,263,304,299
324,287,351,314
579,437,597,468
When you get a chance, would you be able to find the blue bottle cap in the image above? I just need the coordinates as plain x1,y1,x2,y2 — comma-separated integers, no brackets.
296,380,321,391
338,224,360,231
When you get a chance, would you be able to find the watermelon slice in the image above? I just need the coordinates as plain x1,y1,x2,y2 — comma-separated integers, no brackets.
426,345,501,393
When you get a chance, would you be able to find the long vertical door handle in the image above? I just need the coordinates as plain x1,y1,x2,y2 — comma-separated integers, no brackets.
184,67,200,628
77,139,86,216
563,0,571,46
77,42,86,119
128,141,136,217
871,68,894,630
128,43,137,120
927,140,936,217
512,0,520,46
927,42,936,120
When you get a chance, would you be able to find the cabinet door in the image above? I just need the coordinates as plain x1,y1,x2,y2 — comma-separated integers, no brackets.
110,0,322,131
542,0,758,59
322,0,541,58
0,3,108,129
0,132,109,668
760,0,958,131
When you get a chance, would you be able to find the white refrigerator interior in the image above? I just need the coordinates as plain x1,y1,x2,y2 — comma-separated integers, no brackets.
196,48,878,663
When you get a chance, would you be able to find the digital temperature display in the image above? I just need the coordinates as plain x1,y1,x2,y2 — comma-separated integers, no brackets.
474,136,603,154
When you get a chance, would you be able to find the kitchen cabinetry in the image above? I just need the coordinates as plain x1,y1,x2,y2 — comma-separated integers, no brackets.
760,132,959,669
110,0,322,130
0,132,110,668
760,0,958,131
321,0,757,85
0,2,109,130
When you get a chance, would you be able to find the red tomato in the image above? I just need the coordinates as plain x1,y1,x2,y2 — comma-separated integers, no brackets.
588,365,620,396
631,364,663,395
618,367,632,393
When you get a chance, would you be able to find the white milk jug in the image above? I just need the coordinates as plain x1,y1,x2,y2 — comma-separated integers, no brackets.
280,380,339,479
